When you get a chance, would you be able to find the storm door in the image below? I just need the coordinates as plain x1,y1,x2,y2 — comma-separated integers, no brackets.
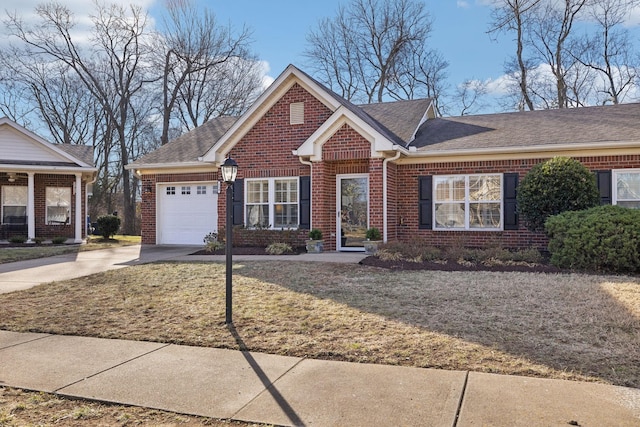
337,175,368,251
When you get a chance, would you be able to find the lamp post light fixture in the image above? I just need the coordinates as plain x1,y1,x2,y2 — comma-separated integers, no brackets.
220,157,238,325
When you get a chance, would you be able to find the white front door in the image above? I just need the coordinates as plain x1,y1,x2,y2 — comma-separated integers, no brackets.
157,182,218,245
337,174,368,251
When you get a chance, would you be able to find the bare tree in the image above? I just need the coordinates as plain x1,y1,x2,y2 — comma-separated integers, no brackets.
304,0,445,104
572,0,640,104
488,0,543,111
155,0,260,144
4,2,154,234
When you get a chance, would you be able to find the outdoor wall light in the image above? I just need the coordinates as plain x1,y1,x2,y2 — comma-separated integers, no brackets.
220,157,238,184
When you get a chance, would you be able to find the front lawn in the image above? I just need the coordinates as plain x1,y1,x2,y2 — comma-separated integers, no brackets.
0,235,141,264
1,261,638,388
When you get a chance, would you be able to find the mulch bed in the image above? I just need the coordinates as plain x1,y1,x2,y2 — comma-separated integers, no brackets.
191,247,565,273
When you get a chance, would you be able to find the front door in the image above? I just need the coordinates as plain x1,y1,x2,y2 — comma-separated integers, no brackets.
337,175,368,251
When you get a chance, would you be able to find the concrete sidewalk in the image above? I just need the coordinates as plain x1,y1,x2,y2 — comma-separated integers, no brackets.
1,331,639,426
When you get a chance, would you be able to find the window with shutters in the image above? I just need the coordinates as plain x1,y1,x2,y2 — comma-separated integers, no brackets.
433,174,502,230
245,178,299,228
613,169,640,208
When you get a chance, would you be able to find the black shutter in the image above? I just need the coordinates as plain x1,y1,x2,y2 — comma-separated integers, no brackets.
418,176,432,229
232,179,243,226
503,173,519,230
595,170,612,205
299,176,311,229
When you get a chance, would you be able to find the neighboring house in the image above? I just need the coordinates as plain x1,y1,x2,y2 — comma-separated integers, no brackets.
0,117,97,242
129,65,640,250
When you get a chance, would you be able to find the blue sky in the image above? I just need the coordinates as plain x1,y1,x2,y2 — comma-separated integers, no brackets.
183,0,509,89
4,0,640,112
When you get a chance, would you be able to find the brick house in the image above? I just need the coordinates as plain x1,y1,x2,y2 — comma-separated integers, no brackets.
0,117,96,243
129,65,640,250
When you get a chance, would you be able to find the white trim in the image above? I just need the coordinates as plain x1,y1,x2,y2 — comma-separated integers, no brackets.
244,177,300,229
201,65,343,166
336,174,369,252
612,168,640,206
432,173,504,231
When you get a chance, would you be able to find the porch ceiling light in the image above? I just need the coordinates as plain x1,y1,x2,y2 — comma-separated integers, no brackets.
220,157,238,184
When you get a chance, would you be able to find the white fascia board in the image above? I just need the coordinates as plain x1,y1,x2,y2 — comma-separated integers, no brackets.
201,65,342,165
295,106,399,161
127,162,214,174
0,117,93,168
398,140,640,164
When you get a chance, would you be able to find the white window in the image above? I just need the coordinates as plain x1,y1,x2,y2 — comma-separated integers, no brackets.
197,185,207,195
2,186,27,224
46,187,71,225
434,174,502,230
246,178,299,228
181,186,191,195
166,186,175,195
614,169,640,208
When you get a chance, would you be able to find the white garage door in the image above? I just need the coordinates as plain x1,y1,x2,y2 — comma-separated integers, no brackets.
157,182,218,245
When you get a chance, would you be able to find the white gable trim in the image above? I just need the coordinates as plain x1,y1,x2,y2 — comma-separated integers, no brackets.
293,106,406,161
200,65,343,166
0,117,93,168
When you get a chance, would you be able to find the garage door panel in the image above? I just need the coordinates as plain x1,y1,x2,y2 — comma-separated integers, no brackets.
158,183,218,245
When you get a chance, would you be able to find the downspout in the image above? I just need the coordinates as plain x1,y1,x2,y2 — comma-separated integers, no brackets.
382,147,402,242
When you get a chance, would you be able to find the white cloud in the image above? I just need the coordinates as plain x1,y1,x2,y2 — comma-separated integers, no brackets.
457,1,471,8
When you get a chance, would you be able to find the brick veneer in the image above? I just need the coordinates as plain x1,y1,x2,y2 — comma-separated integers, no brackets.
139,80,640,251
394,155,640,250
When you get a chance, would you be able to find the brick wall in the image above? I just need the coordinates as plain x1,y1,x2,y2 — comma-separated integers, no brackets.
395,155,640,250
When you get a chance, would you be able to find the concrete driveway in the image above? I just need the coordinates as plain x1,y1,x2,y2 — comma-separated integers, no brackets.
0,245,199,294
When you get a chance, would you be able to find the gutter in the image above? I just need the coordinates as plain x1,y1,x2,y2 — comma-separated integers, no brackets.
382,146,402,242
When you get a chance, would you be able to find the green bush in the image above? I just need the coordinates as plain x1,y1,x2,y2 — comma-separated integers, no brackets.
51,236,67,245
95,215,121,239
365,227,382,241
517,157,599,232
308,228,323,240
8,235,27,244
545,205,640,273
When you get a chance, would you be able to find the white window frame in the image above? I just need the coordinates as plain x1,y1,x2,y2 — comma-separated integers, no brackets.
245,177,299,229
46,186,71,225
433,174,503,231
613,169,640,208
2,186,27,225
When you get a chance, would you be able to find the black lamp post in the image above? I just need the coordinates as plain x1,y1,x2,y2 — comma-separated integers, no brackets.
220,157,238,325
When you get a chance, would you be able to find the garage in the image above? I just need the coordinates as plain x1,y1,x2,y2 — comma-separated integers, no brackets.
157,182,218,245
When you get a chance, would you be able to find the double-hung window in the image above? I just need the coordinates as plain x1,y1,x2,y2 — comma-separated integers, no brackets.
434,174,502,230
2,186,27,224
246,178,298,228
46,187,71,225
614,169,640,208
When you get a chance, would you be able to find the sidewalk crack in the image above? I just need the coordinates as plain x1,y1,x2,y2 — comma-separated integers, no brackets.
453,371,470,427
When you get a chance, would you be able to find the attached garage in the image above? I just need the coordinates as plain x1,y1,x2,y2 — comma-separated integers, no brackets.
156,182,218,245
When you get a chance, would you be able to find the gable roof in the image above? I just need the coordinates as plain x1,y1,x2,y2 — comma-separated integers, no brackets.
0,117,95,170
360,98,433,144
411,103,640,153
129,116,238,169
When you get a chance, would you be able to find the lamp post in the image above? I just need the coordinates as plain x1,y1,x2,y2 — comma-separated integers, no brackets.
220,157,238,325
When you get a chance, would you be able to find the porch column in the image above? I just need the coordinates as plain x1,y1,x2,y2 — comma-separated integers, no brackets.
74,173,82,243
27,172,35,242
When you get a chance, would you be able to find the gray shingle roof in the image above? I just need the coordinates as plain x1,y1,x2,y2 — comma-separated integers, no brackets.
360,99,432,143
131,116,238,166
56,144,95,166
411,103,640,152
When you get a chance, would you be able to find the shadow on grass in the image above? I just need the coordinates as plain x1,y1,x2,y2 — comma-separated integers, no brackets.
232,262,640,388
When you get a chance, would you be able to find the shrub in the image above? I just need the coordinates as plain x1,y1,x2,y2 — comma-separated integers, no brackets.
266,242,293,255
33,236,45,245
365,227,382,241
203,232,224,252
8,235,27,244
545,205,640,273
517,157,599,232
51,236,67,245
95,215,121,239
308,228,323,240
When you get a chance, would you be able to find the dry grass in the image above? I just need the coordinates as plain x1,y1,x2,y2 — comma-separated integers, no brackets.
0,386,264,426
1,261,639,389
0,235,141,264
